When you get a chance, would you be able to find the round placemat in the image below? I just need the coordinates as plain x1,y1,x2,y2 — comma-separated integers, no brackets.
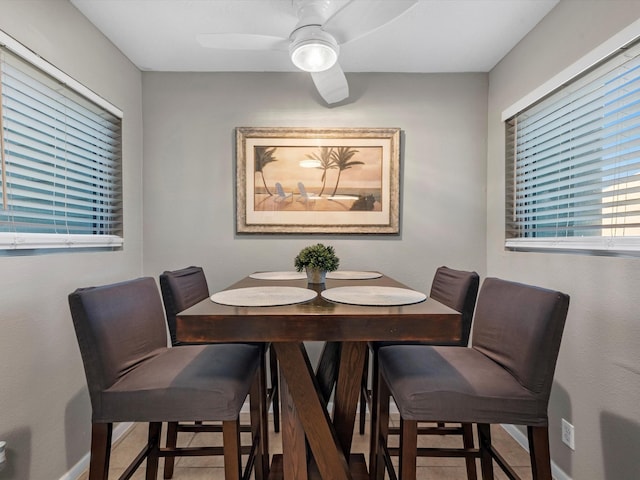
249,271,307,280
325,271,383,280
321,286,426,306
211,286,317,306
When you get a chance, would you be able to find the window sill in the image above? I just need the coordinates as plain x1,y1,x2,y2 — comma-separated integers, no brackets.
0,233,123,251
505,237,640,257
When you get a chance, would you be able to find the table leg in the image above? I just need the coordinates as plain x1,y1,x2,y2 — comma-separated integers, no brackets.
333,341,367,456
279,367,308,480
274,342,352,480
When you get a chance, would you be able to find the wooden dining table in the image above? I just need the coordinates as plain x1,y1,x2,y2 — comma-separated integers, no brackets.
176,273,461,480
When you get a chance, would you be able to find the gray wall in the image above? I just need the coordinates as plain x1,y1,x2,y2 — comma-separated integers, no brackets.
141,71,488,367
487,1,640,479
0,1,144,479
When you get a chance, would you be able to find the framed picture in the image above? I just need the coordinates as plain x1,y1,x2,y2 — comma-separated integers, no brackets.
236,127,401,234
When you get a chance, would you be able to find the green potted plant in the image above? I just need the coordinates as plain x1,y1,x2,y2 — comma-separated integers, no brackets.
294,243,340,284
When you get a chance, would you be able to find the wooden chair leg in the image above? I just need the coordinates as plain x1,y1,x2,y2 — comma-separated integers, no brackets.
315,341,341,406
462,422,478,480
399,419,418,480
359,384,367,435
269,345,280,433
528,426,552,480
371,369,390,480
368,356,378,478
251,357,270,480
89,423,112,480
477,423,494,480
146,422,162,480
359,348,370,434
222,419,242,480
163,422,179,479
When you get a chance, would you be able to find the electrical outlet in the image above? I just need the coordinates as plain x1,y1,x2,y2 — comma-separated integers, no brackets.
561,419,575,450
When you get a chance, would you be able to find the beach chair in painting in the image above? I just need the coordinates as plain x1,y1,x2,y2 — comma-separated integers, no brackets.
297,182,320,206
275,182,293,204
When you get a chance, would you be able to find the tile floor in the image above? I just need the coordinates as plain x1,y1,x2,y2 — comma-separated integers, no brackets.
77,414,534,479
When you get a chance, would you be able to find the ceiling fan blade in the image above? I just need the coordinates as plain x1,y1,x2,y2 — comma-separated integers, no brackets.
196,33,288,51
311,63,349,105
323,0,418,45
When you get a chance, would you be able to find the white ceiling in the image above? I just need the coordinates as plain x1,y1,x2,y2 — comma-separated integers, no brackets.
70,0,559,73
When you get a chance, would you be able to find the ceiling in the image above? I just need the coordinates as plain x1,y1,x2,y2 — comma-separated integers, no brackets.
70,0,559,73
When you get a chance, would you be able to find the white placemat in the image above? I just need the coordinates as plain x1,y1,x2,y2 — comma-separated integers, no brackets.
321,286,426,306
249,271,308,280
211,286,316,307
325,271,382,280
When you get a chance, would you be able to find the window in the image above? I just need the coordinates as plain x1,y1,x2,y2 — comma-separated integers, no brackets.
0,31,123,252
505,37,640,255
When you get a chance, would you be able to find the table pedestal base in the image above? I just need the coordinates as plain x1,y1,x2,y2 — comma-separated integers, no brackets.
267,453,369,480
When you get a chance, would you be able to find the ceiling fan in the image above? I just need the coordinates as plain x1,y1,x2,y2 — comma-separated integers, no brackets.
197,0,418,105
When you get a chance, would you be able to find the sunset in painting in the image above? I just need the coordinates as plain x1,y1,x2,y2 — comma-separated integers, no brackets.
253,145,383,212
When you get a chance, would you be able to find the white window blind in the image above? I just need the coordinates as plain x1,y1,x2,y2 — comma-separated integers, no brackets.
505,38,640,254
0,34,123,251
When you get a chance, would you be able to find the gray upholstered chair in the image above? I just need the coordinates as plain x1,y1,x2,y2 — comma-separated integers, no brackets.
372,277,570,480
160,265,280,423
361,266,480,478
159,265,278,478
159,265,211,347
69,277,268,480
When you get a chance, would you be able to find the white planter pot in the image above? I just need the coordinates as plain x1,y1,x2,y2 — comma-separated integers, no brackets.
305,267,327,284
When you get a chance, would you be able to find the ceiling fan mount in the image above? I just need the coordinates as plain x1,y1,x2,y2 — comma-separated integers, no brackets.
291,0,333,29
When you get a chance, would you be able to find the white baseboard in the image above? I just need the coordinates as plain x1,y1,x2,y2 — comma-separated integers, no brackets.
500,424,571,480
60,422,134,480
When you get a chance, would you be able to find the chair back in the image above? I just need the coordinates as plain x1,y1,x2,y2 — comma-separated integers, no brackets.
471,277,569,396
276,182,286,197
298,182,308,197
429,266,480,346
68,277,168,411
159,266,210,345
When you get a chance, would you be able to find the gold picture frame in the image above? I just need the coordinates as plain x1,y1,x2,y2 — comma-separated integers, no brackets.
236,127,400,234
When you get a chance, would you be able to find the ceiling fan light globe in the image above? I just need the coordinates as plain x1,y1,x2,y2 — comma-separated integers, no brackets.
289,26,339,73
291,42,337,72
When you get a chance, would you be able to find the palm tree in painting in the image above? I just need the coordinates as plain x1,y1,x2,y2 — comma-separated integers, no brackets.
329,147,362,196
254,146,278,195
305,146,335,196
